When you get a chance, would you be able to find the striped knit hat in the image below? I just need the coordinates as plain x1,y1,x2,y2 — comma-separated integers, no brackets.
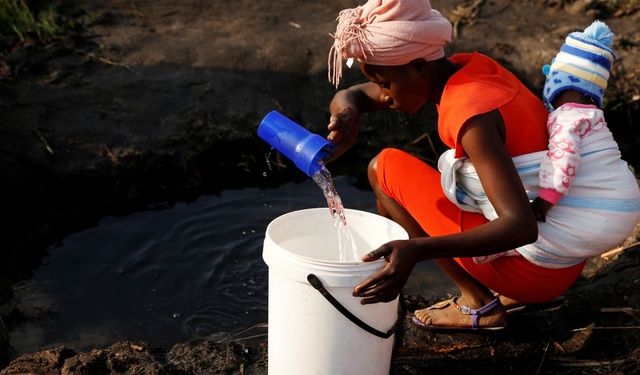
543,20,616,110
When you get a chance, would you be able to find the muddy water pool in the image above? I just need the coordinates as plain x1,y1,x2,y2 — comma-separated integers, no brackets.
9,176,455,356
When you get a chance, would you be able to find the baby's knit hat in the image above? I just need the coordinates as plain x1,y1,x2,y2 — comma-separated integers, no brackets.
542,20,616,110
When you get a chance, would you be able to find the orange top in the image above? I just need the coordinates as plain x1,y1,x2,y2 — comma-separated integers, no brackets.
437,53,548,158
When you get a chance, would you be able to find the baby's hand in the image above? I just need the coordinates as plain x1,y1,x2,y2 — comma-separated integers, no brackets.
531,197,553,222
326,106,359,161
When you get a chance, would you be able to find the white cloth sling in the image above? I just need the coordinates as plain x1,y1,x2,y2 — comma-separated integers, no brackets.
438,129,640,268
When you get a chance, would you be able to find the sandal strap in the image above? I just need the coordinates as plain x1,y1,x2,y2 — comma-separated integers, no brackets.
452,297,501,329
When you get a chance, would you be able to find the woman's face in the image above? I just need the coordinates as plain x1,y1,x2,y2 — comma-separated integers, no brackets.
359,61,433,114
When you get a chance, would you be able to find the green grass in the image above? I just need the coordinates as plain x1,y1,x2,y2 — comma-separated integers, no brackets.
0,0,62,41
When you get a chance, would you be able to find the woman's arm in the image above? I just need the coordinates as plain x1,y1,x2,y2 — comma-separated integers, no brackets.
353,111,538,303
407,110,538,259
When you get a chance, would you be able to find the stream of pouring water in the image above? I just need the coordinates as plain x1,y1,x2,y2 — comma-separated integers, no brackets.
312,164,359,262
263,150,359,262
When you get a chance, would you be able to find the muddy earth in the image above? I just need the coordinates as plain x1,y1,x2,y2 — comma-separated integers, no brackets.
1,0,639,373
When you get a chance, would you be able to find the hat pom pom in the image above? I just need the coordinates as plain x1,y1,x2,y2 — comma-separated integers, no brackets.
583,20,614,48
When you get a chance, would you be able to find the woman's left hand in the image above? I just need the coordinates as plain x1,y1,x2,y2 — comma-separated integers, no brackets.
353,239,419,304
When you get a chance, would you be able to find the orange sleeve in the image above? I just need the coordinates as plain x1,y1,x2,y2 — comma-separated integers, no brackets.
437,53,519,158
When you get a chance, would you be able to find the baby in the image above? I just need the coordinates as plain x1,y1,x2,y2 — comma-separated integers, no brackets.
532,20,626,222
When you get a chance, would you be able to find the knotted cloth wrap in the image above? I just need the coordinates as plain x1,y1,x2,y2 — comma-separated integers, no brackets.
328,0,452,87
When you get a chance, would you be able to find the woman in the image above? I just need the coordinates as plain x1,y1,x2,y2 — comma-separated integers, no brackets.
325,0,592,331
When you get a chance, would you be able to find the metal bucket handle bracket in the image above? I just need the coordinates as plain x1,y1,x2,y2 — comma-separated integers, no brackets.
307,273,405,339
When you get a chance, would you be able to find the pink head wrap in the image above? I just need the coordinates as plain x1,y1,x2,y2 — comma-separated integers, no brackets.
328,0,452,87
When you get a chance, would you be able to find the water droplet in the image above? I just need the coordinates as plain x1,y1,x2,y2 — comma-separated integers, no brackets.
243,348,249,354
250,229,255,234
262,171,267,177
242,230,247,235
172,312,181,319
265,148,274,171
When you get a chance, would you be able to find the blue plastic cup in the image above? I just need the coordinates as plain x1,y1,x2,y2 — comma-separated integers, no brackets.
258,111,333,177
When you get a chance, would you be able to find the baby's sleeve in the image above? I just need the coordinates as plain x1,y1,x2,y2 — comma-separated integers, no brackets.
538,107,584,203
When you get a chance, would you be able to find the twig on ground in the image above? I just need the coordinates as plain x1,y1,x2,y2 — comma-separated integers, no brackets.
450,0,484,38
425,132,438,161
409,132,438,162
76,49,136,74
535,340,551,375
600,307,640,324
410,132,428,145
161,10,178,18
409,152,435,165
600,307,638,313
232,333,268,342
600,241,639,260
216,323,267,343
551,358,628,368
129,2,146,19
104,146,118,164
34,128,53,155
570,326,640,332
265,84,284,112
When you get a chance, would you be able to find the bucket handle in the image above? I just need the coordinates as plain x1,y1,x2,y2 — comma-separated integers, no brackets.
307,273,405,339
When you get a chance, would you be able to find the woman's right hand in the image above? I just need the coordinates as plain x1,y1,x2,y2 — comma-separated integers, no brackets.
326,106,360,161
326,82,385,161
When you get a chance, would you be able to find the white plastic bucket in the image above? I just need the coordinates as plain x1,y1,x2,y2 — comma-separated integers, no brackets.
262,208,409,375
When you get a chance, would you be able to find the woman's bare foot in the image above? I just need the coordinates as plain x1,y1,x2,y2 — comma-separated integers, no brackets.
414,295,506,329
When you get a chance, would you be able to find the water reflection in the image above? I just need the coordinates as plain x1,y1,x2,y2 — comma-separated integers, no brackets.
9,176,454,356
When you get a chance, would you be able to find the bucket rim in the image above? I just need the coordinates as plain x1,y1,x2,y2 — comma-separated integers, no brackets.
264,207,404,267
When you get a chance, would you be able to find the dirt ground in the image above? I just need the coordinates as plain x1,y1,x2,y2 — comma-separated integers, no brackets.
1,0,639,373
